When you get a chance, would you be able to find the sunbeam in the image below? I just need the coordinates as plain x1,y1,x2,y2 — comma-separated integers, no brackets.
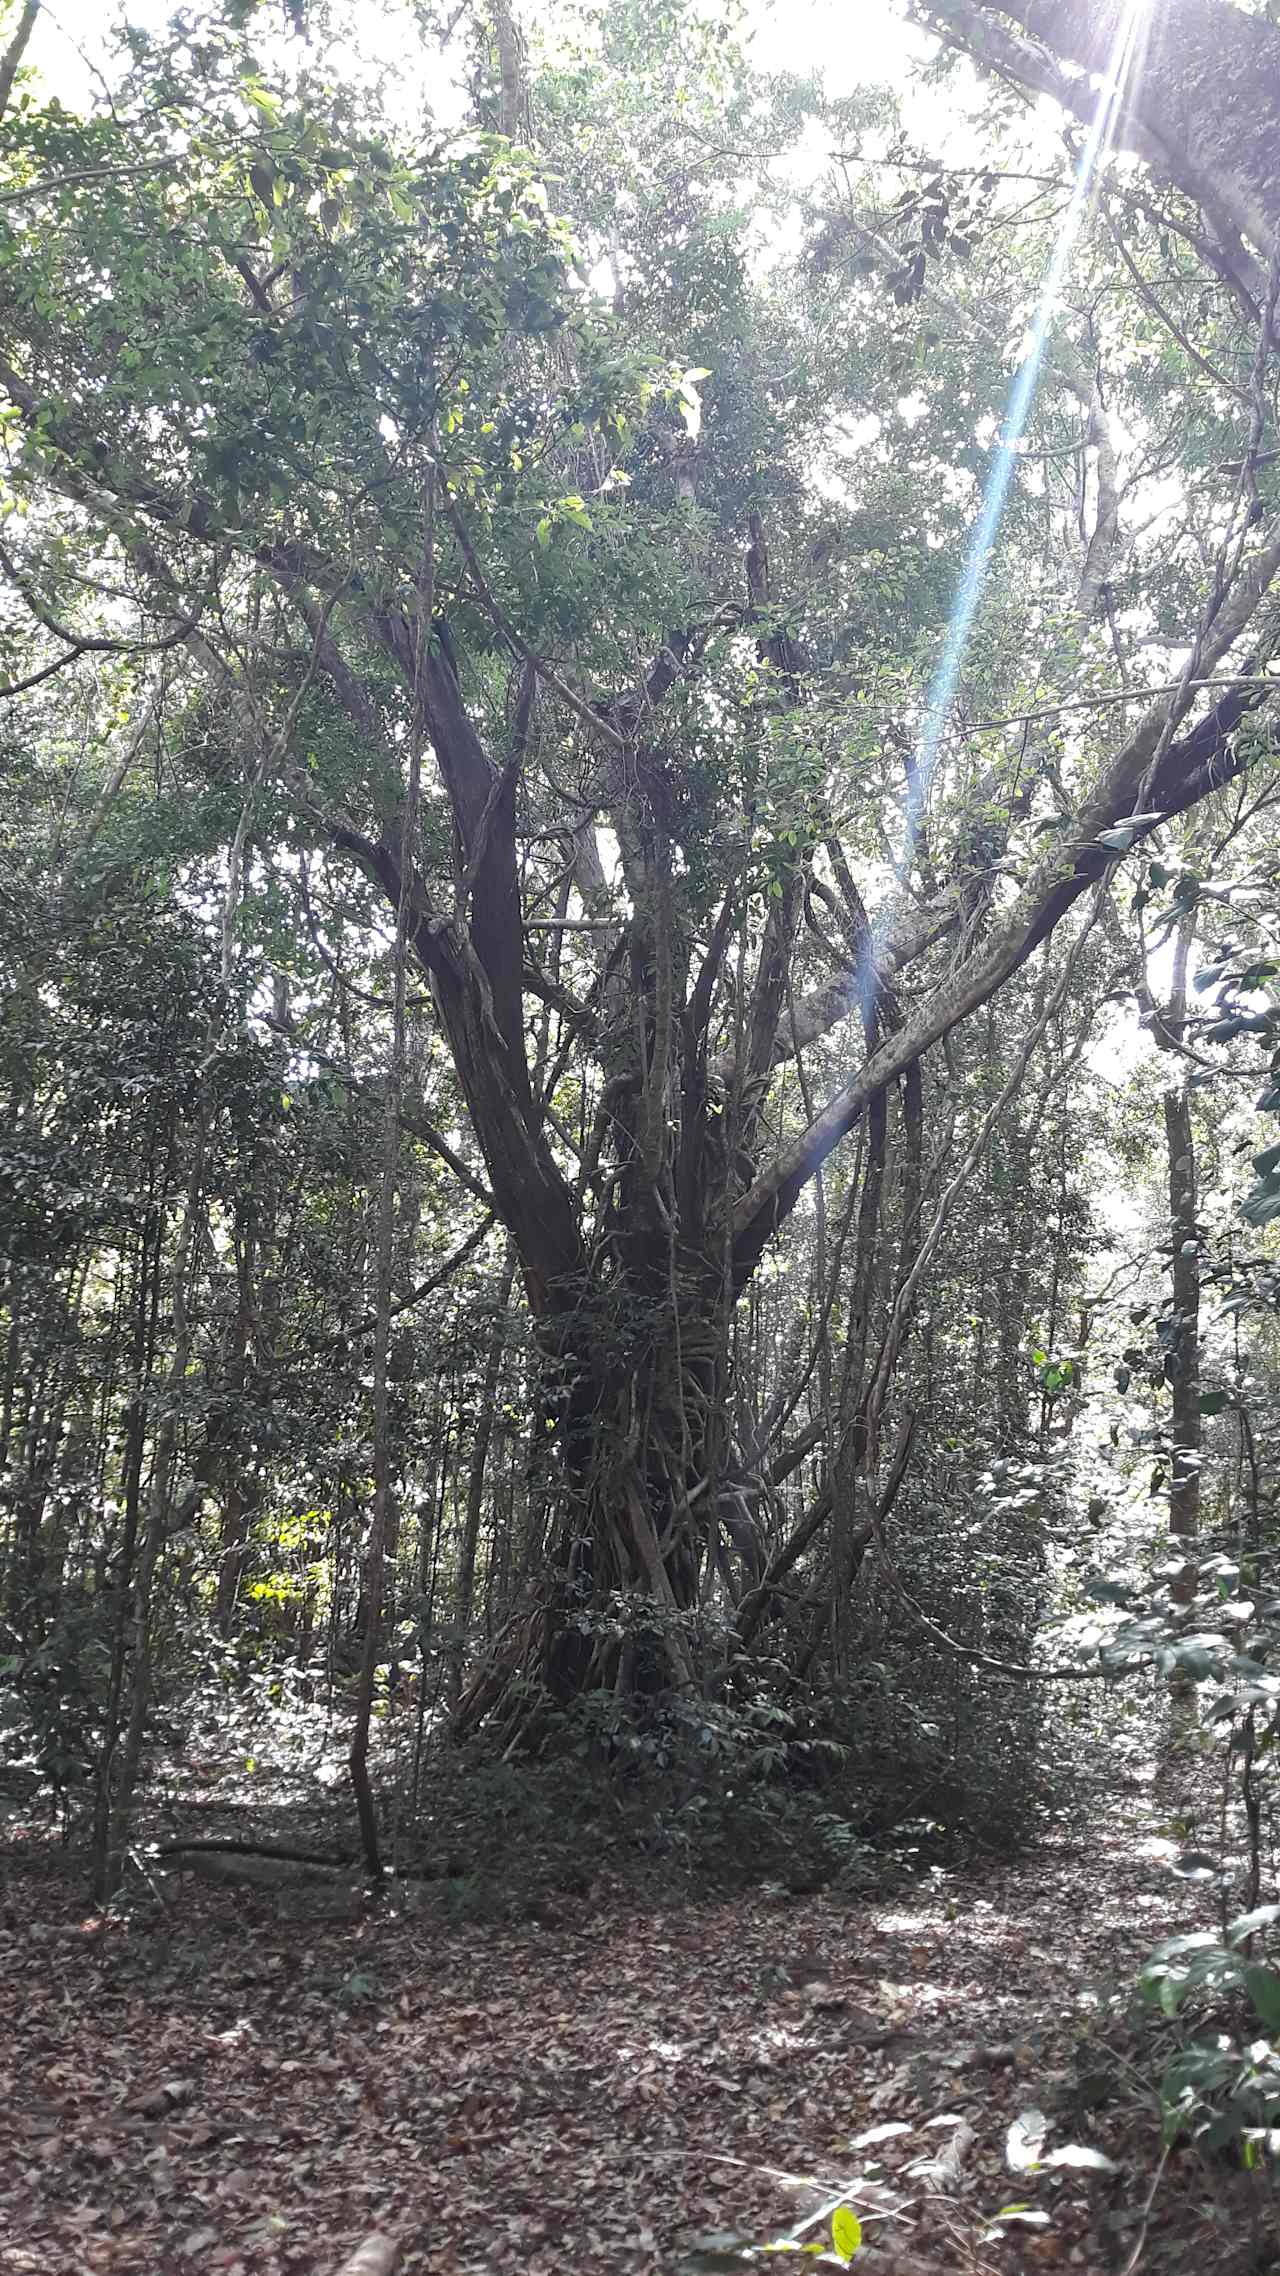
896,0,1152,881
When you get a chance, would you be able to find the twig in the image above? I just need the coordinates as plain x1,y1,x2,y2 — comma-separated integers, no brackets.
1119,2142,1172,2276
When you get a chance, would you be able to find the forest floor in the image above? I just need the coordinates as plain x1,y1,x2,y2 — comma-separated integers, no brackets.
0,1745,1270,2276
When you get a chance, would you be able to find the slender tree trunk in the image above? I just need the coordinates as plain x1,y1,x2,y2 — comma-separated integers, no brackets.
1142,907,1201,1745
1163,1077,1201,1602
91,1189,163,1890
0,2,39,125
97,1117,207,1901
490,0,529,142
1152,912,1201,1609
449,1243,515,1707
349,480,431,1874
214,1466,257,1638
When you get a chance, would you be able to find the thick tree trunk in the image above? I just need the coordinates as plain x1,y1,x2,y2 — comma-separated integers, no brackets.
453,1282,725,1736
927,0,1280,285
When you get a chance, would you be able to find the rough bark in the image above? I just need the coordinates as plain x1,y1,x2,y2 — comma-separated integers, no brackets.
923,0,1280,289
0,2,38,126
490,0,530,143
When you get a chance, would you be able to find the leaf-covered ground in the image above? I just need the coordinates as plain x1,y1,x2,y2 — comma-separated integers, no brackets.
0,1766,1265,2276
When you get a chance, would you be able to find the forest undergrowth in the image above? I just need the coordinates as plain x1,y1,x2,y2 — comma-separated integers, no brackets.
0,1711,1269,2276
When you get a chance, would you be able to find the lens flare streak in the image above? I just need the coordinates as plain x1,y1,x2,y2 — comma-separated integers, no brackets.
903,1,1150,847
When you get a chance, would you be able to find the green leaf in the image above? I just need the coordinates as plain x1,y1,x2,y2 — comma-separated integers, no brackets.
241,78,282,122
1096,814,1164,853
1243,1965,1280,2029
1241,1187,1280,1226
1146,1931,1221,1964
1161,1640,1225,1681
830,2207,862,2262
1084,1575,1132,1606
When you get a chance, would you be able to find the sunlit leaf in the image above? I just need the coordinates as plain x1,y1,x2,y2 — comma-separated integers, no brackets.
830,2207,862,2262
